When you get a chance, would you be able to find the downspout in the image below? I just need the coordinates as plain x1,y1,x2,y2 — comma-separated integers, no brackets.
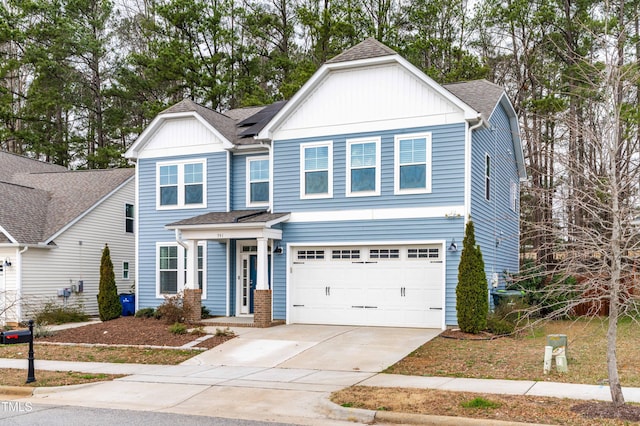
16,246,28,322
174,229,189,250
465,114,487,224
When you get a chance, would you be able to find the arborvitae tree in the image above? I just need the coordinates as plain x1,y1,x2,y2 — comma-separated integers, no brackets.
456,220,488,333
98,243,121,321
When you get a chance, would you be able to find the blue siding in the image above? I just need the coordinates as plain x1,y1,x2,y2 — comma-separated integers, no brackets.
274,217,464,324
231,151,269,210
272,124,466,212
470,104,520,298
137,153,228,313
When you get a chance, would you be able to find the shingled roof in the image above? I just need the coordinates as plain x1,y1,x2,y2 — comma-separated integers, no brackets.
0,153,134,245
443,80,506,121
326,37,396,64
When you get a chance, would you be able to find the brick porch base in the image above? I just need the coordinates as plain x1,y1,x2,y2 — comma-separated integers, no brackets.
253,289,272,328
183,288,202,323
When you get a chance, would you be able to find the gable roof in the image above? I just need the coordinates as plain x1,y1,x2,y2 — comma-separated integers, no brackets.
0,156,134,245
326,37,396,64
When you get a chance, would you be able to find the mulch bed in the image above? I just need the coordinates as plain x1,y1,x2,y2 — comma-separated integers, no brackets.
439,328,498,340
38,316,234,349
571,401,640,422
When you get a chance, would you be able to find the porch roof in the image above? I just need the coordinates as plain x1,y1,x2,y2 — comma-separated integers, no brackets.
165,210,290,240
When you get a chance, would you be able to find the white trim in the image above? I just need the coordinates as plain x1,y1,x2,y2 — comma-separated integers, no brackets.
287,205,465,222
122,261,130,280
156,158,207,210
394,132,432,195
0,226,17,244
124,202,135,234
285,239,447,330
485,153,491,201
155,241,207,299
300,141,333,199
346,137,381,197
225,242,230,316
245,156,270,208
134,166,140,312
226,151,231,212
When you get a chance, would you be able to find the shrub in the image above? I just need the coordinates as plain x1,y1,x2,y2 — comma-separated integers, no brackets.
34,301,89,325
168,322,187,334
97,244,122,321
190,326,206,336
155,293,192,324
32,322,54,338
486,314,515,335
456,220,489,333
201,305,211,319
461,397,500,409
215,327,235,337
134,307,155,318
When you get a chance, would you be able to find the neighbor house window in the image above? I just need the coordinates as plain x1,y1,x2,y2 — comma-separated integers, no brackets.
300,141,333,198
394,133,432,194
123,261,130,280
157,243,206,297
247,156,269,206
485,154,491,201
157,160,206,209
346,137,380,196
125,203,134,233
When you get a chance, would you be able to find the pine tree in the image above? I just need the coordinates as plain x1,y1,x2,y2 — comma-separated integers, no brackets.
98,244,121,321
456,220,488,333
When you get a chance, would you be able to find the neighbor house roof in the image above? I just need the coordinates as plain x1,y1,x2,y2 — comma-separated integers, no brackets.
0,151,67,183
0,154,134,245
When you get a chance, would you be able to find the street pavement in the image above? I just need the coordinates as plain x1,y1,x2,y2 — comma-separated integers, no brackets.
1,323,637,425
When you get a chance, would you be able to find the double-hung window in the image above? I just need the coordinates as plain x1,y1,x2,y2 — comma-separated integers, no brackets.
346,137,380,196
394,133,431,194
157,243,206,297
247,156,269,207
300,142,332,198
125,203,134,234
157,160,206,209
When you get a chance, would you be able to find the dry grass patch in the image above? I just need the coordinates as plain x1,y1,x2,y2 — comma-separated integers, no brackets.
387,318,640,386
331,386,639,426
1,368,124,387
0,344,198,365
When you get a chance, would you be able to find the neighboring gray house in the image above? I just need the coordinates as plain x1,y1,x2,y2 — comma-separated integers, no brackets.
125,38,526,329
0,151,135,324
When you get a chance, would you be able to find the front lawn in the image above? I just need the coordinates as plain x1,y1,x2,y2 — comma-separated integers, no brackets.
387,318,640,386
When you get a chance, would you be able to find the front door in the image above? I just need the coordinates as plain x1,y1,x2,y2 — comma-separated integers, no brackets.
238,243,272,315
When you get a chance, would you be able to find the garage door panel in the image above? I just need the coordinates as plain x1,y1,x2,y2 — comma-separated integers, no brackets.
290,245,443,328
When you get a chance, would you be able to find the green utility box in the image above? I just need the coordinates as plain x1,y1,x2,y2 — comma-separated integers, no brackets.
546,334,568,357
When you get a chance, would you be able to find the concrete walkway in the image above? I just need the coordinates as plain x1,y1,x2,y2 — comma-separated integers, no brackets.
1,323,638,425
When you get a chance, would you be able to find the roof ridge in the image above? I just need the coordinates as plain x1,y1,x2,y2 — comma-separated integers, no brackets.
326,37,397,64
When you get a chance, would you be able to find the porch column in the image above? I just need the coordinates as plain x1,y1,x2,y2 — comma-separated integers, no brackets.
256,237,269,290
183,239,201,322
254,236,272,327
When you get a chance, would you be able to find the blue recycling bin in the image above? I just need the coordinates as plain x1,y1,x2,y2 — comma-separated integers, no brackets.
119,294,135,316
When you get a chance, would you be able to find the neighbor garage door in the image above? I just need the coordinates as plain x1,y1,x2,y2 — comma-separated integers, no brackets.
289,244,443,328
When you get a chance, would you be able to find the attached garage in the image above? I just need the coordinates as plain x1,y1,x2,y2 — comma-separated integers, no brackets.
288,243,445,328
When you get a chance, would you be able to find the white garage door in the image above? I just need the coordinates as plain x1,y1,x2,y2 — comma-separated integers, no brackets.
289,244,443,328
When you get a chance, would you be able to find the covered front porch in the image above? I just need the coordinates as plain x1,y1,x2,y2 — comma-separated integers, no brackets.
166,210,290,327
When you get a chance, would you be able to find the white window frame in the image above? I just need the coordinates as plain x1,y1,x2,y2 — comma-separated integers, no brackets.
485,154,491,201
394,132,432,195
123,261,130,280
156,159,207,210
510,180,518,211
346,137,381,197
300,141,333,199
156,242,207,299
246,156,270,208
125,203,134,234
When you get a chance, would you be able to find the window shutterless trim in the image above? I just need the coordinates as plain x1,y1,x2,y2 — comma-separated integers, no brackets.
300,141,333,199
394,132,432,195
246,155,270,208
346,137,381,197
156,159,207,210
156,242,207,299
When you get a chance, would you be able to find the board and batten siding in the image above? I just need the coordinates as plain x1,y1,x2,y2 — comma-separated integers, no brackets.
470,103,521,294
136,155,228,314
274,217,463,325
19,178,135,320
272,124,466,213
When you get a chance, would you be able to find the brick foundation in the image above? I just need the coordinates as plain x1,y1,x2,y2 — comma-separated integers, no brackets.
253,290,272,328
183,289,202,323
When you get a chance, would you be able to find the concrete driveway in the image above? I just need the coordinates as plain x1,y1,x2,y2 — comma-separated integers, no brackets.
183,324,441,373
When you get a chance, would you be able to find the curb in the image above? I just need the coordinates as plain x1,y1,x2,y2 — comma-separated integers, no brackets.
32,381,105,396
0,386,34,397
374,411,550,425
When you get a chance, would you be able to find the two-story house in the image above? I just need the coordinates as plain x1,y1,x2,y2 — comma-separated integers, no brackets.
125,38,526,329
0,151,135,325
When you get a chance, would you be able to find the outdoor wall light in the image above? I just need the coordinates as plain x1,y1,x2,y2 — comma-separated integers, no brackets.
273,245,284,255
448,238,458,252
3,257,11,267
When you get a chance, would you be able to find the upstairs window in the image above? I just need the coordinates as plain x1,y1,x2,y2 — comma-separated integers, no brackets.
157,160,206,209
125,203,134,233
347,138,380,196
247,157,269,206
485,154,491,201
301,142,332,198
395,133,432,194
